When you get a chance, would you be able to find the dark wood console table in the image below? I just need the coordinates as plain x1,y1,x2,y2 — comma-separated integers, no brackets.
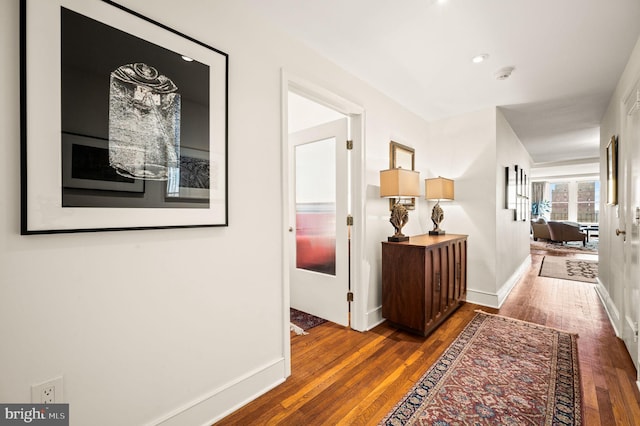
382,234,467,336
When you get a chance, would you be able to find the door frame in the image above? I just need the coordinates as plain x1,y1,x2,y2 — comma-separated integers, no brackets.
280,70,366,376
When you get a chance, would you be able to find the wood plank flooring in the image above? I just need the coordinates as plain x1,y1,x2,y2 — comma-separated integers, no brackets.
216,248,640,425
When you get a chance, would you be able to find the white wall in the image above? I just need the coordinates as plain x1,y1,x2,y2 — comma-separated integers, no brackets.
362,106,529,325
424,108,498,304
2,2,286,425
421,108,531,308
288,92,344,133
364,112,532,326
598,34,640,358
495,109,534,301
1,1,540,424
361,93,430,327
0,1,433,424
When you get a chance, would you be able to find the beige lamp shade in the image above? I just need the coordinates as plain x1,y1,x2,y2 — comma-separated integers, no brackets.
425,177,454,200
380,169,420,198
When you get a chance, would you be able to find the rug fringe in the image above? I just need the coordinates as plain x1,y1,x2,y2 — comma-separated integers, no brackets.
290,322,308,335
474,310,579,337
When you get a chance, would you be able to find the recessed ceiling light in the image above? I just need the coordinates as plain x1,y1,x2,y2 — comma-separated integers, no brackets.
472,54,489,64
181,55,194,62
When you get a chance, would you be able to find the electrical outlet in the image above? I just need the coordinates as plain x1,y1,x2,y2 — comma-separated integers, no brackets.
31,376,63,404
41,385,55,404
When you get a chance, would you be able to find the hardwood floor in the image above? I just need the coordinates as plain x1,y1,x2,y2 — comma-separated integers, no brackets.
216,248,640,425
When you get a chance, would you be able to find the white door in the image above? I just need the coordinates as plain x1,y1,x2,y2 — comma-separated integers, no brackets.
622,89,640,372
289,118,349,326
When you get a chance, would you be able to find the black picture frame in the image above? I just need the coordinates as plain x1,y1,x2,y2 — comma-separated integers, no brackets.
606,135,618,205
521,169,528,222
20,0,228,234
509,164,529,222
504,166,516,212
516,165,522,221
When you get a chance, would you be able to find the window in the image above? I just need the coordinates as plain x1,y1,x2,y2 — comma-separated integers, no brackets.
544,179,600,224
550,182,569,221
577,181,600,223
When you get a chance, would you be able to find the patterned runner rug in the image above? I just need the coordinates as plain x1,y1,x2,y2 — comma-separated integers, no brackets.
290,308,327,335
539,256,598,283
380,312,582,425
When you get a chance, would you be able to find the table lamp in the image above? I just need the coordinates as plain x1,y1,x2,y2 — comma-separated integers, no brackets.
425,177,454,235
380,168,420,242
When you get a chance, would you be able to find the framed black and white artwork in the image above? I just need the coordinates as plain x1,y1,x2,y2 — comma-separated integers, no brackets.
20,0,228,233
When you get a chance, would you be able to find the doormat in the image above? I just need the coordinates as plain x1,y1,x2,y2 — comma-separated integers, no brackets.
539,256,598,283
380,311,582,425
290,308,327,335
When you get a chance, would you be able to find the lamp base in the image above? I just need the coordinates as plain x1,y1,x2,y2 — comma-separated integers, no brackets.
388,235,410,242
429,230,446,236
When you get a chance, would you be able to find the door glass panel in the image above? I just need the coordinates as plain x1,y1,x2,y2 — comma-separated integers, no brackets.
295,137,336,275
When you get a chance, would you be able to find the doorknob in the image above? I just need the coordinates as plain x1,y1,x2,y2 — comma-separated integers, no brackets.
289,227,293,232
616,228,626,236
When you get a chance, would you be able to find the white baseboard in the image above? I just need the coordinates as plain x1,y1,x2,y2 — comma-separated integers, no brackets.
365,306,384,331
595,279,621,337
151,358,287,426
466,289,500,308
466,255,530,309
497,255,531,308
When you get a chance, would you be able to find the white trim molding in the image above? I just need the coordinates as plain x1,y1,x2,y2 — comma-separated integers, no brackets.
152,359,286,426
595,279,622,337
365,306,385,331
280,69,369,343
467,256,531,309
497,255,531,307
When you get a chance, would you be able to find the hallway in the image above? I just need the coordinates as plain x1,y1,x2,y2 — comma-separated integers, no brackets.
216,249,640,425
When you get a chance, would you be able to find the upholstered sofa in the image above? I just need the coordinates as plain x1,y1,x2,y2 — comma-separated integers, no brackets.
531,218,586,245
547,221,586,245
531,218,552,241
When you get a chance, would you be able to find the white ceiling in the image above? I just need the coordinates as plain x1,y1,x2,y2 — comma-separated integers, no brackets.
243,0,640,164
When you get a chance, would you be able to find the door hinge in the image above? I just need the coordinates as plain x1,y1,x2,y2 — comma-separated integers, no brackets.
346,215,354,226
347,291,354,302
346,140,353,150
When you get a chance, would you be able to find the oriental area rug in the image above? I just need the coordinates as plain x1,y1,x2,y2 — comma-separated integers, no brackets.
530,239,598,254
380,312,582,425
539,256,598,283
